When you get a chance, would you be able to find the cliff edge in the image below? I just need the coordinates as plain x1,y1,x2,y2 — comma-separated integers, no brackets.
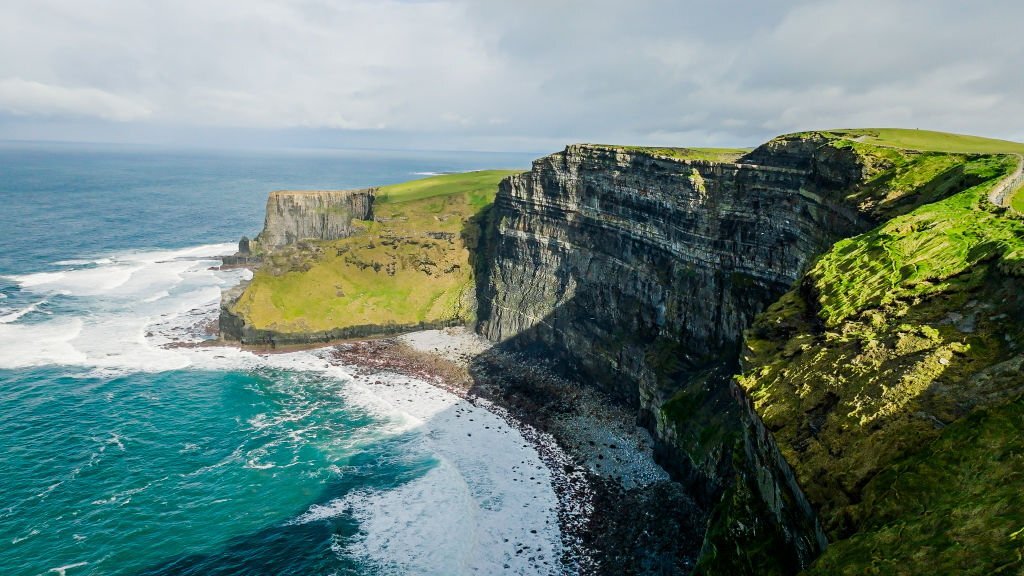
217,129,1024,574
474,130,1024,574
254,188,376,251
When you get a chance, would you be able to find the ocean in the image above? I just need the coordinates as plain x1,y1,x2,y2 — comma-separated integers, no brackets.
0,142,562,575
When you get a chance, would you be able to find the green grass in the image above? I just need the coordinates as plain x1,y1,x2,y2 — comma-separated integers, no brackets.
806,395,1024,576
735,133,1024,573
818,128,1024,155
588,144,752,163
232,170,517,333
376,170,520,204
808,154,1023,327
1012,183,1024,213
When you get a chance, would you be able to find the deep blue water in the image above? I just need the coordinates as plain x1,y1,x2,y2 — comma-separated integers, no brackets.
0,141,536,275
0,142,560,576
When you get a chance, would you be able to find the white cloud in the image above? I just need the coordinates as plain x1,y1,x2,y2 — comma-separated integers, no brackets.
0,78,151,121
0,0,1022,148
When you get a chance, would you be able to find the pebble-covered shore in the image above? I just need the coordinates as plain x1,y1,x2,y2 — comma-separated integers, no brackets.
330,327,704,574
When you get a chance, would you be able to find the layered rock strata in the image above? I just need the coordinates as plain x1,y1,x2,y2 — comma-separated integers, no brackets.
254,188,375,250
475,138,876,567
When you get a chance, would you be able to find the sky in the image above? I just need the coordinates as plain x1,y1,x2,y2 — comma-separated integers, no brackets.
0,0,1021,152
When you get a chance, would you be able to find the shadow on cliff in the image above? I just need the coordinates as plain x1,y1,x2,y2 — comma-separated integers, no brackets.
461,291,742,573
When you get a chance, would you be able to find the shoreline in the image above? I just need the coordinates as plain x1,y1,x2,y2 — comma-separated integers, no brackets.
327,329,599,573
175,301,701,572
326,327,702,574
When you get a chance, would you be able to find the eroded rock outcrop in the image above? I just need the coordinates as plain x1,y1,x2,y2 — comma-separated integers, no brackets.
255,188,376,250
219,188,376,341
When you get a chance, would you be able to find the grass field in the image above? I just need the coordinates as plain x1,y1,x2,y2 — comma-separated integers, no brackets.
822,128,1024,154
376,170,520,205
231,170,519,333
1012,183,1024,212
589,144,752,163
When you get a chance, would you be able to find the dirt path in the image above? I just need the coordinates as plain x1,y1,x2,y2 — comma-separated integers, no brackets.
988,153,1024,207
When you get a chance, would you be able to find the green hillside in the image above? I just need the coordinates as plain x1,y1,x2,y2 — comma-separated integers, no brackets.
819,128,1024,155
229,170,519,334
732,133,1024,574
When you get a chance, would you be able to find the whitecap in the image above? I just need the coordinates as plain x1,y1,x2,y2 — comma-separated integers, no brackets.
48,561,87,575
0,318,87,369
1,242,564,575
244,459,276,470
11,528,40,545
290,497,353,525
107,434,125,451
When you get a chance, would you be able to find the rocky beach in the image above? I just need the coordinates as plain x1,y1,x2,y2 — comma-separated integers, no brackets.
329,328,704,574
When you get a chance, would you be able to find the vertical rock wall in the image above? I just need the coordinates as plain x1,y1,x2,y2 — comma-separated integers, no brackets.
478,140,868,416
475,137,875,569
254,188,375,250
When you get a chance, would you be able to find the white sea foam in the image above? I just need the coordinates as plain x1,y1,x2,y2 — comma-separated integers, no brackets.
0,242,563,574
0,318,87,368
11,528,40,545
54,257,114,266
290,370,562,575
0,243,238,372
0,299,46,323
48,561,88,575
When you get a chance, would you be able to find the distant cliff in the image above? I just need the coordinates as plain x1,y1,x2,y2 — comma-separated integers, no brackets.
253,188,375,251
220,188,376,341
219,171,518,346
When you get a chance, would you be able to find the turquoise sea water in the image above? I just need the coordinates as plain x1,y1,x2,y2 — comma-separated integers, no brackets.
0,143,561,575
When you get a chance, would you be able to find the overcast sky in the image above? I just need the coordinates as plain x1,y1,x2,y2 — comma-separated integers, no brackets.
0,0,1020,152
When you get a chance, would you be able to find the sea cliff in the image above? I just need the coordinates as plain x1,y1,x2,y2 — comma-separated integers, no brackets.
220,171,517,346
219,130,1024,574
474,132,1024,573
254,188,375,250
474,136,877,568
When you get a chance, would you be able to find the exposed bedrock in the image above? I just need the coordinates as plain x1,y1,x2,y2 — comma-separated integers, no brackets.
254,188,376,250
475,136,876,569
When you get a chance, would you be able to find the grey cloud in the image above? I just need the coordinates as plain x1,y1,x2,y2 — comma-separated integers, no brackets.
0,0,1020,150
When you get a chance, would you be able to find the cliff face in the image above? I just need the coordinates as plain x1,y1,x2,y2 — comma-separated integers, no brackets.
475,135,1024,573
478,140,870,402
475,138,875,566
254,189,375,250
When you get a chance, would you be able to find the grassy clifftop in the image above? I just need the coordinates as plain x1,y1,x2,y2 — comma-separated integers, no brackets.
588,144,752,163
734,132,1024,573
823,128,1024,155
229,170,519,335
1013,183,1024,213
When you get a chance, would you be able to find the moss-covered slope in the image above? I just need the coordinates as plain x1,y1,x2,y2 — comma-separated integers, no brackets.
227,170,518,339
735,134,1024,573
